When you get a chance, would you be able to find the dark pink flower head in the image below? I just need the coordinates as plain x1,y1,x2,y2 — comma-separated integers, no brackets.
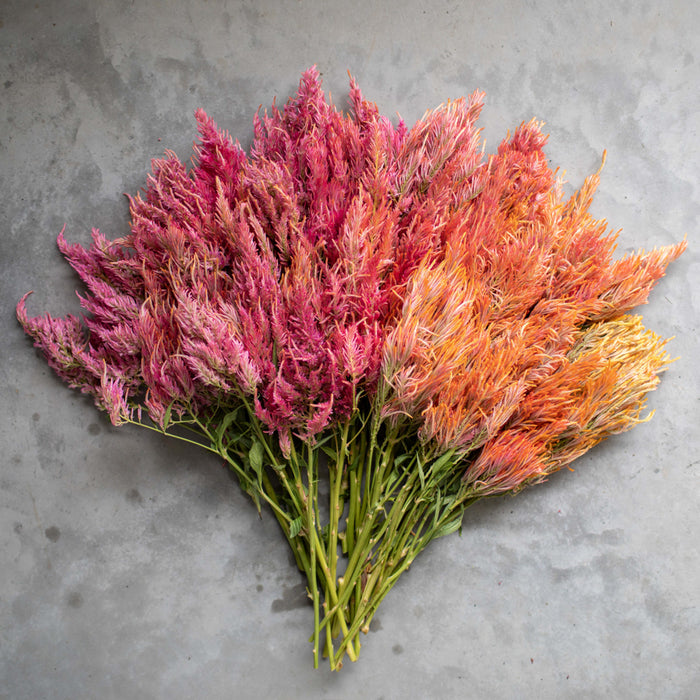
192,108,247,207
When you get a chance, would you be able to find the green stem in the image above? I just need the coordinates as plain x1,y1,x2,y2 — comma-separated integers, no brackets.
322,437,405,635
298,441,358,668
127,417,219,455
329,421,349,590
305,442,320,668
345,426,366,555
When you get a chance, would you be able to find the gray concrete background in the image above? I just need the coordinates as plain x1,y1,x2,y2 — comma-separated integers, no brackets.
1,1,698,698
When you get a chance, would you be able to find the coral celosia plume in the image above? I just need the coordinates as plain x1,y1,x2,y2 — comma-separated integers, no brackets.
18,67,685,669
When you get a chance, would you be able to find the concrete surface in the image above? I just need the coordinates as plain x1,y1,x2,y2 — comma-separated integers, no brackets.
1,1,698,698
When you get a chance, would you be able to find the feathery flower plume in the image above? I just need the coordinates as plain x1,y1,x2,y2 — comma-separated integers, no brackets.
18,67,685,669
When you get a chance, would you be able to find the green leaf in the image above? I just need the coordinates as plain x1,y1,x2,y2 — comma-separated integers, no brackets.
237,475,262,515
289,516,303,538
215,408,241,448
416,453,426,490
320,445,338,463
433,490,442,526
161,402,173,432
249,440,264,482
433,512,464,539
385,469,400,493
429,449,455,477
393,453,411,467
314,432,336,449
220,407,240,431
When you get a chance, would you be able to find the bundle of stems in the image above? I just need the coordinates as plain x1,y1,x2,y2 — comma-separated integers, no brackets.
18,68,685,669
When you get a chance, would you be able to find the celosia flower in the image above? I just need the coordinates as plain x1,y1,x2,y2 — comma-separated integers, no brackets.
17,67,685,670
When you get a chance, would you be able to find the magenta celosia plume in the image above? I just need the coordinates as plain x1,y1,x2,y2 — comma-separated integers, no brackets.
18,67,685,669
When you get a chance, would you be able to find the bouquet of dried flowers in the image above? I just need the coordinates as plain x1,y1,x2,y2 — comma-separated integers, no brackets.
18,68,685,669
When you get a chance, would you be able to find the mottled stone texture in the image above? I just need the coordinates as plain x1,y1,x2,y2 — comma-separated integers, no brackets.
1,1,698,698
